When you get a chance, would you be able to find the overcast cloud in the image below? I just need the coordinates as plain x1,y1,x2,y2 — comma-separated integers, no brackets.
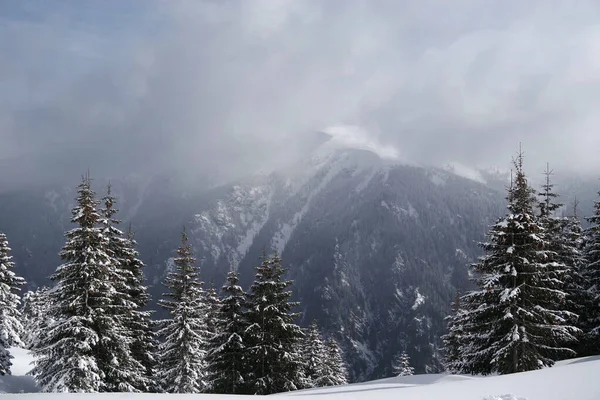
2,0,600,189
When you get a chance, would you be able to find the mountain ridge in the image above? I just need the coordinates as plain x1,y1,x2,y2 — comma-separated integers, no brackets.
1,146,597,381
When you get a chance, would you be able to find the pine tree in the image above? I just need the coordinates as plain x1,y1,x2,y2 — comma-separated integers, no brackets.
123,226,160,392
157,229,210,393
580,191,600,356
244,253,306,394
204,283,222,342
392,351,414,376
97,185,152,392
441,290,464,373
455,152,579,375
303,320,326,387
537,166,582,356
21,287,51,350
205,270,247,394
316,337,348,387
0,232,25,375
560,198,591,355
31,176,111,392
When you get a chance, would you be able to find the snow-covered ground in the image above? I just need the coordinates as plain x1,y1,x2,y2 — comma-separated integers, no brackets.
1,348,599,399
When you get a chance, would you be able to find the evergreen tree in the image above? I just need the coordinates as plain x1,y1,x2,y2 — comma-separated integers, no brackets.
455,152,579,375
205,270,247,394
0,232,25,375
537,166,582,356
560,199,591,355
204,283,222,341
316,337,348,387
441,291,464,373
580,191,600,355
97,185,152,392
392,351,414,376
31,176,112,392
21,287,51,350
244,253,306,394
303,320,326,387
123,226,160,392
157,229,209,393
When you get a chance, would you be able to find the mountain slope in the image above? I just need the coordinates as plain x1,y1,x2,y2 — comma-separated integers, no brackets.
182,147,505,380
0,146,534,381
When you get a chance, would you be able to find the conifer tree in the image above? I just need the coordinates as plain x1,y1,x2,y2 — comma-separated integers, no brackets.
303,320,326,387
536,166,582,356
454,151,579,375
0,232,25,375
580,191,600,355
21,287,51,350
31,176,112,392
392,351,414,376
157,229,209,393
205,270,247,394
560,198,591,355
316,337,348,387
441,291,464,373
244,253,306,394
204,283,222,341
123,226,159,392
97,185,152,392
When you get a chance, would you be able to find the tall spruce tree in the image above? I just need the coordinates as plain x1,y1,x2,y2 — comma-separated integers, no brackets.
0,232,25,375
124,225,159,391
560,199,591,355
303,320,327,388
580,191,600,355
31,176,114,392
204,283,222,342
453,152,579,375
537,166,582,356
316,337,348,387
157,229,210,393
98,186,155,392
205,270,247,394
244,253,306,394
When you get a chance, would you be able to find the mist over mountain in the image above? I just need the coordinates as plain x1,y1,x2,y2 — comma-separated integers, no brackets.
1,138,598,381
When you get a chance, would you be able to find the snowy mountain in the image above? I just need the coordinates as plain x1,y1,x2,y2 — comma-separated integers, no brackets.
1,142,598,382
165,145,507,380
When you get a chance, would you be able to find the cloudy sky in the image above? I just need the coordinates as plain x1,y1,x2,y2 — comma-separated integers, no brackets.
2,0,600,188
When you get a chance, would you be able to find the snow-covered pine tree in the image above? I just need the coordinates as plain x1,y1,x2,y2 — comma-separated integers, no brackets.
560,199,591,355
157,229,210,393
315,337,348,387
457,151,579,375
205,270,247,394
204,283,222,342
0,232,25,375
97,186,154,392
580,191,600,356
244,253,306,394
441,291,464,373
537,166,582,356
392,351,414,376
31,175,113,392
302,320,326,387
21,287,51,350
123,225,159,391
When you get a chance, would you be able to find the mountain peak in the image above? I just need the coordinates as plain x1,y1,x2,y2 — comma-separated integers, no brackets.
321,125,401,161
